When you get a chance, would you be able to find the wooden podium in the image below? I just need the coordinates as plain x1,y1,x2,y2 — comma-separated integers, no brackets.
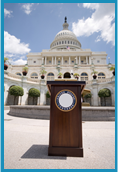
47,81,86,157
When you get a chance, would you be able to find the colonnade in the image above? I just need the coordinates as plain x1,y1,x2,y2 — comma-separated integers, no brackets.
42,56,92,65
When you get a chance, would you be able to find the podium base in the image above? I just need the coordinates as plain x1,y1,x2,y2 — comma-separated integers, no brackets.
48,147,83,157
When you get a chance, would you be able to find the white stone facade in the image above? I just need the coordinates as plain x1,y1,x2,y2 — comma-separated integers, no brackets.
4,19,115,106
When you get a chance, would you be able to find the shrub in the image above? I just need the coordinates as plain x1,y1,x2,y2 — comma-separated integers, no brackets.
91,70,98,75
109,66,115,71
29,88,40,105
40,69,47,76
98,88,111,106
22,66,28,72
9,86,24,105
4,57,9,63
29,88,40,97
73,73,79,77
46,91,51,98
98,88,111,98
58,72,63,77
84,93,92,98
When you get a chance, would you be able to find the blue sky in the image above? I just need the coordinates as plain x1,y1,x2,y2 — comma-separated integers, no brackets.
4,3,115,65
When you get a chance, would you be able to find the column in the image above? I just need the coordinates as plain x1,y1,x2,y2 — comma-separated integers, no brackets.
42,58,44,64
62,57,63,65
45,57,47,65
86,56,88,64
79,56,81,64
40,89,46,105
4,84,8,105
92,84,99,106
89,56,91,64
21,87,28,105
55,57,56,65
76,56,77,64
37,97,40,105
18,96,21,105
52,57,53,65
69,57,70,65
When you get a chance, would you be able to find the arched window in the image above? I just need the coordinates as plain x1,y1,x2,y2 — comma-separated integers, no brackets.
47,73,54,81
98,73,105,79
16,73,22,76
81,73,88,81
31,73,38,79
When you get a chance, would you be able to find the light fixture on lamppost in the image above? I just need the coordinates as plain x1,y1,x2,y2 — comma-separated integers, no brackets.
108,57,110,64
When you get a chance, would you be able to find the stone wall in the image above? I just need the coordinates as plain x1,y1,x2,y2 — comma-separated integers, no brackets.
8,106,115,121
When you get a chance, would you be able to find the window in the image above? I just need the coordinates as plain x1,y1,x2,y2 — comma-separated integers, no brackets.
98,73,105,79
47,73,54,81
68,41,69,44
31,73,38,79
49,61,51,63
34,61,36,63
81,73,88,81
16,73,21,76
65,60,67,63
81,61,83,64
57,42,58,45
62,41,64,44
97,60,100,63
71,41,72,44
58,61,60,63
65,41,66,44
59,41,61,44
72,61,74,63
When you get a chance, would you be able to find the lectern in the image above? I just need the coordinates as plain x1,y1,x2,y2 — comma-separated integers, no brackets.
47,81,86,157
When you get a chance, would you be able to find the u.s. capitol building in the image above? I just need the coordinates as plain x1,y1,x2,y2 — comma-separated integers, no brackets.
4,18,115,106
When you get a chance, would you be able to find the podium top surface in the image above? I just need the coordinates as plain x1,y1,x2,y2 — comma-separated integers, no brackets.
47,81,86,94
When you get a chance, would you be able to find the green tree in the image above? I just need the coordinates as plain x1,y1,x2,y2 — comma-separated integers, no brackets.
40,69,47,76
29,88,40,105
84,93,92,98
46,91,51,98
98,88,111,106
9,86,24,105
22,66,28,72
4,57,9,64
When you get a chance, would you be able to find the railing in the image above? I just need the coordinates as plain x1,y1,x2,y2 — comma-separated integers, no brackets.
27,78,40,83
5,71,114,85
97,78,112,83
86,77,114,85
7,72,22,80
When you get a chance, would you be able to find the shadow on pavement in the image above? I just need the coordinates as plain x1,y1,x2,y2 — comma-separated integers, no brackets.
21,145,67,160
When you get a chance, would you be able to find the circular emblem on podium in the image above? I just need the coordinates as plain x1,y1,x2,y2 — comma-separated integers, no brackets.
55,89,77,112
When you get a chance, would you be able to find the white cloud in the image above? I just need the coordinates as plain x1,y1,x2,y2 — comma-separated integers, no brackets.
95,35,101,42
72,3,115,46
12,59,27,65
22,3,34,15
4,31,31,55
4,8,13,18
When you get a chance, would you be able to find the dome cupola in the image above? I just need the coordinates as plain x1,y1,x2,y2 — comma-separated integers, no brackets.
50,17,81,50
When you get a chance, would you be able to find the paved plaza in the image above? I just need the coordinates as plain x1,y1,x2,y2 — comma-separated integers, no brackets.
4,110,115,169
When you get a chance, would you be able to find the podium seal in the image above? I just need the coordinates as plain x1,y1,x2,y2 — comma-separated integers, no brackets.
55,89,77,112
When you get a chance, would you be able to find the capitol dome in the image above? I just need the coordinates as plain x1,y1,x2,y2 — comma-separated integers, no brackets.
50,17,81,50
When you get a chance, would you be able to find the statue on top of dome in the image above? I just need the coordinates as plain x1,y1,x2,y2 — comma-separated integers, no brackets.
65,17,67,23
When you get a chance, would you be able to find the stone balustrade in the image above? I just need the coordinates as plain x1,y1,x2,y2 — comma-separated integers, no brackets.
8,105,115,121
4,70,115,85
